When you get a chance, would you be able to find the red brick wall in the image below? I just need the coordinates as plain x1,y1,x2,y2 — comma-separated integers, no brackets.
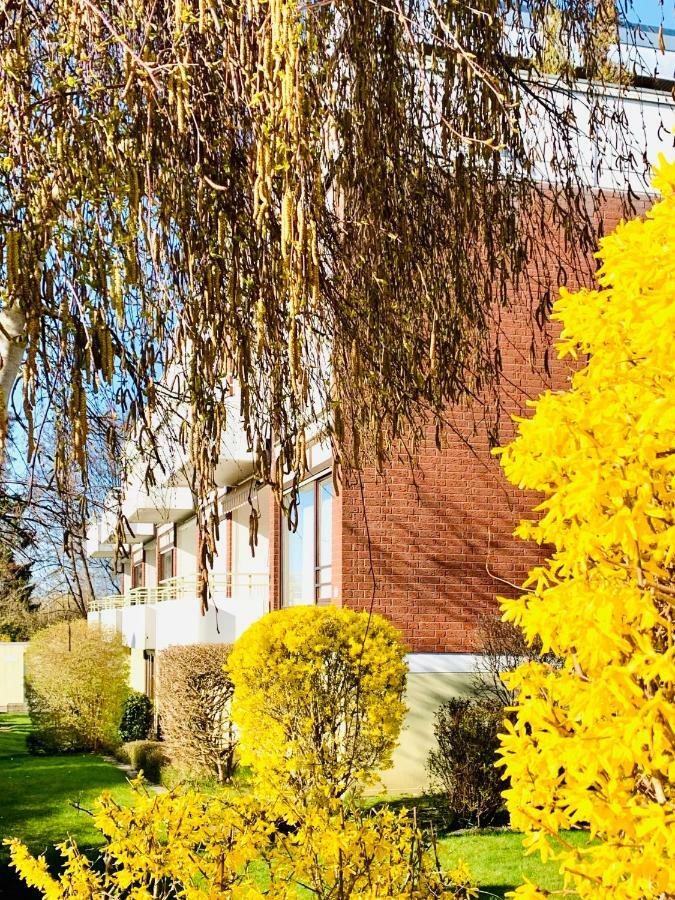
339,195,636,653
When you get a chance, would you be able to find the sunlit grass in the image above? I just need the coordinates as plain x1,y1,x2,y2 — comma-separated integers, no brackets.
0,713,136,898
0,713,588,899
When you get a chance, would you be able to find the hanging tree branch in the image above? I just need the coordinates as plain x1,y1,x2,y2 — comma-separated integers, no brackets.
0,0,653,576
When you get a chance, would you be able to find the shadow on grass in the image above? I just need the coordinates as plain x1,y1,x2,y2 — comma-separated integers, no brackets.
365,792,509,837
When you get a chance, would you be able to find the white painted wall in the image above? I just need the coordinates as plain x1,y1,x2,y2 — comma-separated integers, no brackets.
232,488,269,578
93,607,123,632
375,670,475,795
121,604,156,652
129,648,146,693
212,514,230,576
176,517,197,577
0,642,27,710
528,82,674,194
154,595,258,649
144,539,157,587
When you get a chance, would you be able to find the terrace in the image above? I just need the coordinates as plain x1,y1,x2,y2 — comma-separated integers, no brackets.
88,573,269,651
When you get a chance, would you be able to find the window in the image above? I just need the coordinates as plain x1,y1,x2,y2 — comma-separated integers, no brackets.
131,562,144,588
281,474,333,607
158,548,175,583
157,525,176,583
131,548,145,589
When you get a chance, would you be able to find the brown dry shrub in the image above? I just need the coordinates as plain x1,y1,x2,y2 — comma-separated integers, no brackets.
157,643,236,783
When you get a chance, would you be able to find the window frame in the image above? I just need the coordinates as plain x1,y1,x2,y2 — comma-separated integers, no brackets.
156,523,177,584
281,470,333,608
131,546,145,589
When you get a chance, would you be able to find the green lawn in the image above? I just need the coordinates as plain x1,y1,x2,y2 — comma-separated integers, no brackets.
438,827,588,899
0,712,587,899
0,713,136,898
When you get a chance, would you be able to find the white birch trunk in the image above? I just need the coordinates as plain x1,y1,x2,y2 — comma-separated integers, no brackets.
0,304,27,415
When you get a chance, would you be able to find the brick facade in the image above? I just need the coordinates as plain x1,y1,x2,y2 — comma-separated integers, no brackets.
338,196,636,652
267,195,643,651
339,306,563,653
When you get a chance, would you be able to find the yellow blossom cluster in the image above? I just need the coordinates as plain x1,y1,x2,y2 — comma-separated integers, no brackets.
227,606,408,813
6,779,476,899
496,155,675,898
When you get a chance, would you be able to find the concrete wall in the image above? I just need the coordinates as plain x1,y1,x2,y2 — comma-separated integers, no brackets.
0,642,28,711
376,668,474,795
129,647,146,693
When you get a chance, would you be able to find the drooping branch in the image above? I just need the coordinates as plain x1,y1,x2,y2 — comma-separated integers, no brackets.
0,0,655,568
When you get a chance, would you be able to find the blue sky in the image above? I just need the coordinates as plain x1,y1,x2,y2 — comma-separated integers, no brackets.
628,0,675,29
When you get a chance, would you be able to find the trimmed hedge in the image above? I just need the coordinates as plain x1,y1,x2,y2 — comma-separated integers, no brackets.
117,740,168,783
157,644,236,784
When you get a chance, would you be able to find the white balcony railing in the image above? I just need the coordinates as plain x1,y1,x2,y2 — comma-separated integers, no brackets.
89,573,268,612
89,573,269,649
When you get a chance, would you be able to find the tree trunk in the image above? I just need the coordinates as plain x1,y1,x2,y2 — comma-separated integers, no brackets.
0,305,27,418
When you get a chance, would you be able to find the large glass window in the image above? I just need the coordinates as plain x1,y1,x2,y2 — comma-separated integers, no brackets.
282,474,333,606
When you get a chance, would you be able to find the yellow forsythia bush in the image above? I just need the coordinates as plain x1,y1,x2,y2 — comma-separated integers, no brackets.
228,606,407,810
496,156,675,899
6,780,477,899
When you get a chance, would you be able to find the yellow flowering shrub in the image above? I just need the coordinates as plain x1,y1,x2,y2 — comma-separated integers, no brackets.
228,606,408,810
6,780,273,899
274,800,477,899
496,155,675,899
6,780,476,899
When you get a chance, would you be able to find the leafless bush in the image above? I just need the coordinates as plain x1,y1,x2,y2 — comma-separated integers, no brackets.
157,644,236,784
472,612,558,707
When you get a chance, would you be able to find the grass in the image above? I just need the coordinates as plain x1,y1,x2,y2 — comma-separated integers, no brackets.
0,713,588,899
364,794,588,899
160,761,256,797
438,828,589,899
0,713,137,898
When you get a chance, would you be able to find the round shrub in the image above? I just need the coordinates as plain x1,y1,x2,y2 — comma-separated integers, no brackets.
157,643,236,783
228,606,407,807
25,620,129,752
119,691,153,742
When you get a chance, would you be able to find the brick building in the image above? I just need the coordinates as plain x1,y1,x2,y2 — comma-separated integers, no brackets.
87,30,675,790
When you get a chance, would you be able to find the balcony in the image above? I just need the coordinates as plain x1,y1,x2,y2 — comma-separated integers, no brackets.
122,484,195,525
86,506,154,558
88,574,269,651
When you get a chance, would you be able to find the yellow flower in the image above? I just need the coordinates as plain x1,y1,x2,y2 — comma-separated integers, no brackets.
497,156,675,898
